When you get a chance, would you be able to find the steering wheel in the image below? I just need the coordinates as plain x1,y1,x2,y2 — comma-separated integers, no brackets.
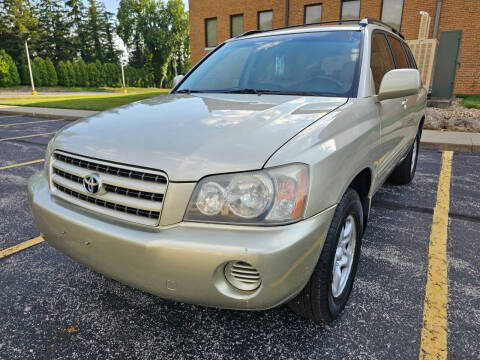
304,75,345,92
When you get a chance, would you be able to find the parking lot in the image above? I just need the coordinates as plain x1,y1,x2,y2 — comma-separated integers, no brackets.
0,113,479,360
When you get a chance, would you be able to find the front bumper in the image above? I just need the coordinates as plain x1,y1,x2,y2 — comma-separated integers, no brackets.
28,171,335,310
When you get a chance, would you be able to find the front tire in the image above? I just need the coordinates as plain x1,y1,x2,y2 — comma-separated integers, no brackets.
388,132,420,185
288,188,363,323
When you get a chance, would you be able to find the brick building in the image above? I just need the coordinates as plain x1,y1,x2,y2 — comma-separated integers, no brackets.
188,0,480,94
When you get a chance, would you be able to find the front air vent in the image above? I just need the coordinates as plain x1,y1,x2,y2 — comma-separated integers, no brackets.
224,261,261,291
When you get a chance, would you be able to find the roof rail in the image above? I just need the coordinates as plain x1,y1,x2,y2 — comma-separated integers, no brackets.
234,18,404,39
359,18,405,39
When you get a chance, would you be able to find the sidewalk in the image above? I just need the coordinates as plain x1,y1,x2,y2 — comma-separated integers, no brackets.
0,105,478,152
421,130,480,153
0,105,97,120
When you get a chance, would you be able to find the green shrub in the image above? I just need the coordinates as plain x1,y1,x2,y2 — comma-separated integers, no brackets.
87,63,100,87
65,61,75,87
32,57,48,87
104,63,121,87
56,61,68,86
45,58,58,86
74,58,89,87
0,49,21,87
20,63,30,85
95,60,106,87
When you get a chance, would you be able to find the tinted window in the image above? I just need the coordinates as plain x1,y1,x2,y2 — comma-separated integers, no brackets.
371,32,395,94
305,4,322,24
231,14,244,38
388,36,409,68
258,11,273,30
403,44,418,69
205,18,217,48
341,0,361,20
381,0,404,31
178,31,362,97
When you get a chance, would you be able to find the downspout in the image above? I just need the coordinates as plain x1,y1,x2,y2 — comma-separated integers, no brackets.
433,0,442,38
285,0,289,26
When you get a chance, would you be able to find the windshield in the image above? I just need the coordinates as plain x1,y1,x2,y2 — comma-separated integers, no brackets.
177,31,362,97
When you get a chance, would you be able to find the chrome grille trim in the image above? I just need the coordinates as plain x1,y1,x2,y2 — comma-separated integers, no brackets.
50,151,168,226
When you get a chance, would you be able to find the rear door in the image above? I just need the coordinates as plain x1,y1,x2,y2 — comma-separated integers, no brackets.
371,31,404,182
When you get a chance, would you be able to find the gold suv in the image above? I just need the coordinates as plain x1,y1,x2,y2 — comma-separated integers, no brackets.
28,18,426,322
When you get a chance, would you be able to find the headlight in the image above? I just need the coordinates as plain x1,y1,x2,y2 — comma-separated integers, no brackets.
184,164,308,225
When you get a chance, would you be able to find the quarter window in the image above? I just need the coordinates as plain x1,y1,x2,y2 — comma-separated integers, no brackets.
258,11,273,30
341,0,360,20
205,18,217,48
371,33,395,94
304,4,322,24
403,44,418,69
381,0,404,31
388,36,409,68
231,14,244,38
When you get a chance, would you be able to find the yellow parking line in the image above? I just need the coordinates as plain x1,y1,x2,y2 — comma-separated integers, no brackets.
419,151,453,360
0,118,66,127
0,131,56,142
0,159,44,170
0,236,44,259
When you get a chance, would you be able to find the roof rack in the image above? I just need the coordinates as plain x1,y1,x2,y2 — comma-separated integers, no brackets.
235,18,404,40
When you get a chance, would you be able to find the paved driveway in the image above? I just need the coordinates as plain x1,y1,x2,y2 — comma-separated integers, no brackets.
0,113,479,359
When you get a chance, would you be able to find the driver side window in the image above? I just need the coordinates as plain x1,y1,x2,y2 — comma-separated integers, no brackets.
371,33,395,94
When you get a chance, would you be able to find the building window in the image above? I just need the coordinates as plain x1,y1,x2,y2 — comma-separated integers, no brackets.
381,0,404,31
341,0,360,20
258,10,273,30
304,4,322,24
230,14,244,38
205,18,217,48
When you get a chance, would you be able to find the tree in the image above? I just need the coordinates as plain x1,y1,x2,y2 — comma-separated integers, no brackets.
117,0,189,87
45,57,57,86
35,0,71,62
65,0,88,59
85,0,104,62
65,60,75,87
20,63,30,85
95,59,105,86
32,56,47,86
56,60,68,86
87,62,100,87
74,58,89,86
104,63,121,87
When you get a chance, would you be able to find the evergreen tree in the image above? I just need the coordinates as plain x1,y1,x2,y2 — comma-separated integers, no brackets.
45,57,57,86
86,0,104,62
32,56,47,86
104,63,121,87
56,60,68,86
74,58,89,86
20,63,30,85
95,59,105,86
35,0,71,62
87,62,100,87
65,0,88,59
65,60,75,87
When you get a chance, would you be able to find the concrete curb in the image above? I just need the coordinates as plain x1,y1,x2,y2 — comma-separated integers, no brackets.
1,106,478,152
420,130,480,153
0,105,98,121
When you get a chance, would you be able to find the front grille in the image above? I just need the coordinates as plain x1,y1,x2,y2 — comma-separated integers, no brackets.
50,151,168,226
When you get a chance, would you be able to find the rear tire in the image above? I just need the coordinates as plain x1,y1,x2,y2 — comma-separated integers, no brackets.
388,132,420,185
288,188,363,323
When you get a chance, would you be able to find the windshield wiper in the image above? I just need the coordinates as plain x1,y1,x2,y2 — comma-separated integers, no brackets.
222,89,283,95
175,89,202,94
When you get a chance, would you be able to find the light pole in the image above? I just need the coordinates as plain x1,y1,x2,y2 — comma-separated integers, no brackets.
25,39,37,95
121,62,127,94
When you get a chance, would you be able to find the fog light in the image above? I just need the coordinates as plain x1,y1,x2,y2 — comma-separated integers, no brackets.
224,261,261,291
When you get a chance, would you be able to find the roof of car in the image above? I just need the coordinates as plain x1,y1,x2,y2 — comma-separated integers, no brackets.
232,18,403,41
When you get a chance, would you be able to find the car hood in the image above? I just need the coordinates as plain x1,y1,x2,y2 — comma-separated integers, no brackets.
53,93,347,181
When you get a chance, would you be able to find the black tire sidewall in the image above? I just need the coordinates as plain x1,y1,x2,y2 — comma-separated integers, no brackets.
325,190,363,319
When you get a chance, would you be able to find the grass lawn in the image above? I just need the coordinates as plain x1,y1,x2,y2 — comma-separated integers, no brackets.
459,94,480,109
0,88,170,111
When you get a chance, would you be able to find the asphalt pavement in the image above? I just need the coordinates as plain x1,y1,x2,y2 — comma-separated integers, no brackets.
0,114,479,360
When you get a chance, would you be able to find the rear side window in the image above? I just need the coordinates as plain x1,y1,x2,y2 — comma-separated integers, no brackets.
403,44,418,69
371,33,395,94
388,36,409,68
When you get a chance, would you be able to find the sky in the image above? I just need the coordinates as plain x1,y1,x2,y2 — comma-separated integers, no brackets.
104,0,189,14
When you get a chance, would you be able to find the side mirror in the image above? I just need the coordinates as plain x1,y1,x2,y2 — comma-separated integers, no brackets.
172,75,184,88
378,69,421,101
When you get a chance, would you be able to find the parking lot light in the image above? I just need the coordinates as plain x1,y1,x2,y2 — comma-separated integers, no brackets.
25,39,37,96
